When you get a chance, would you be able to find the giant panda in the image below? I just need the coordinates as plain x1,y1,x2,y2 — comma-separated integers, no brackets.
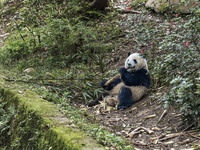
99,52,151,110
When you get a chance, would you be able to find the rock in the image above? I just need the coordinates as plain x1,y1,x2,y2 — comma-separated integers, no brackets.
145,0,195,13
91,0,109,10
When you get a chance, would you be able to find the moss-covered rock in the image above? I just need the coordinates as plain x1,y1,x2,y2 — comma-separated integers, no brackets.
0,88,104,150
145,0,196,13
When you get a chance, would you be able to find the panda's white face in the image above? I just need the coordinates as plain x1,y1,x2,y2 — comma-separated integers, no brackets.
125,53,148,72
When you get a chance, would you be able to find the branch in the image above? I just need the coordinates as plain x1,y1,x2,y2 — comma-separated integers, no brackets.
187,132,200,140
157,109,167,124
159,133,184,141
4,78,66,88
113,7,143,14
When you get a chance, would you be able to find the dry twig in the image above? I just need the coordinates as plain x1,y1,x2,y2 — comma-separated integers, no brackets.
157,109,167,124
178,139,190,145
144,114,156,119
128,127,154,138
113,7,143,14
150,133,166,144
160,133,183,141
187,132,200,140
181,120,198,133
132,141,147,146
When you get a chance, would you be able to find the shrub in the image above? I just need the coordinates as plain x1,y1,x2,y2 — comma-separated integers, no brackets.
124,3,200,127
0,0,120,68
163,75,200,127
0,99,15,149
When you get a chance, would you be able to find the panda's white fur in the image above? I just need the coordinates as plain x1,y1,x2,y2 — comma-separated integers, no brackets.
105,53,149,107
125,53,148,72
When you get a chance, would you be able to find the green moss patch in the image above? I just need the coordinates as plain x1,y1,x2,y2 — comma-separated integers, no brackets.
0,88,104,150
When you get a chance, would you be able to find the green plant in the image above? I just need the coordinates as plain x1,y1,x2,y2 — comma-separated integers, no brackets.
162,75,200,127
130,0,147,9
0,0,122,107
0,99,15,149
59,102,134,149
1,35,30,61
0,0,120,69
29,63,112,104
123,2,200,127
0,92,52,150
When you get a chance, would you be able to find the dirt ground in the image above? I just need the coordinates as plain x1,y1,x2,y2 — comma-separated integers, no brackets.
85,46,200,149
85,1,200,150
86,93,200,150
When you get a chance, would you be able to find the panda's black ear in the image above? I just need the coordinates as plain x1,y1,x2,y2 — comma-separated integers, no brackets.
128,52,131,56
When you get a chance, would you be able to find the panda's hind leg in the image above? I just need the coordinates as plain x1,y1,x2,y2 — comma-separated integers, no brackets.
117,87,133,110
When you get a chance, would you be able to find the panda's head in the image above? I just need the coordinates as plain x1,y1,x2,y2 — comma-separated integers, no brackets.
125,53,148,72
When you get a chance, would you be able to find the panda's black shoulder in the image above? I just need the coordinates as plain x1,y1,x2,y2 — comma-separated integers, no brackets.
135,69,150,80
125,68,149,78
135,69,149,75
136,69,150,88
121,68,150,88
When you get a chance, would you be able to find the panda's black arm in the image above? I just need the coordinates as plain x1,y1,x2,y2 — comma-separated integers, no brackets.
119,67,127,74
120,68,150,88
100,78,121,91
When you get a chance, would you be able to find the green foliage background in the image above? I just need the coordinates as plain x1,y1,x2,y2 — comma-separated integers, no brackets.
125,1,200,127
0,0,122,105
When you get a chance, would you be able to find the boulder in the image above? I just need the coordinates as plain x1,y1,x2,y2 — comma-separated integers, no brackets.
91,0,109,10
145,0,196,13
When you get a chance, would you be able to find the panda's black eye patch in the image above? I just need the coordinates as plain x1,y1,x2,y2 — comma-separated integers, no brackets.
133,59,137,64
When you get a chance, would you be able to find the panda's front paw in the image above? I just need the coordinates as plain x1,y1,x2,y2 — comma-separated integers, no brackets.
100,79,107,88
119,67,127,74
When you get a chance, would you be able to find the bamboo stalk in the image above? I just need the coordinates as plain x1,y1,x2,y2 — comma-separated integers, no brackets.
104,74,120,86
